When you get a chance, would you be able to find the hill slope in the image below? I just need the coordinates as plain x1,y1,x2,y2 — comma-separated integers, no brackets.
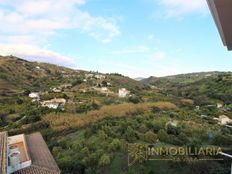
142,72,221,87
0,56,79,94
0,56,144,95
143,72,232,104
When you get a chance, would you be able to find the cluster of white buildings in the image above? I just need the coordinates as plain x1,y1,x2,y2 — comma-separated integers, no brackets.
85,73,105,80
52,84,72,93
28,92,66,110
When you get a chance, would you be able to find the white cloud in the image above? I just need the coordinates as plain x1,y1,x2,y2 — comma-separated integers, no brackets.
158,0,208,17
0,0,120,43
73,11,120,43
111,46,149,55
0,44,76,68
0,0,120,68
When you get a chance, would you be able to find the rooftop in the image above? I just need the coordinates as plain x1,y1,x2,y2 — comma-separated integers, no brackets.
207,0,232,50
22,133,60,173
0,132,60,174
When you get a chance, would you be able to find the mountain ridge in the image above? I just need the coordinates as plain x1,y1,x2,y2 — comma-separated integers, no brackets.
0,55,144,94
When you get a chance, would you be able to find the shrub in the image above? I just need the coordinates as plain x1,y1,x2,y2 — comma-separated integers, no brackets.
166,124,180,135
23,89,31,96
138,124,148,133
72,78,83,86
129,95,141,104
124,126,136,142
157,129,169,142
144,131,157,143
108,138,122,151
98,154,110,167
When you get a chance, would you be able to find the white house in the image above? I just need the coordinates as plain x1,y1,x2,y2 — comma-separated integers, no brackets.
165,120,179,130
118,88,130,98
85,73,94,78
41,98,66,109
60,84,72,89
101,87,108,93
52,88,62,93
95,74,105,80
218,115,232,125
217,103,223,109
107,82,111,86
48,103,59,109
28,93,39,99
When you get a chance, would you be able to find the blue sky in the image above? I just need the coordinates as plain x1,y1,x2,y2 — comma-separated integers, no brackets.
0,0,232,78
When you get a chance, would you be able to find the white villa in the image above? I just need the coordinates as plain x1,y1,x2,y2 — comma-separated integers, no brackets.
59,84,72,89
107,82,111,86
41,98,66,109
85,73,94,78
28,93,39,99
217,103,223,109
52,88,62,93
118,88,130,98
215,115,232,126
95,74,105,80
101,87,108,93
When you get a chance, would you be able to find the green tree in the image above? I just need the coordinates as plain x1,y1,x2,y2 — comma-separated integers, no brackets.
129,95,141,104
124,126,136,142
72,78,83,86
102,80,108,87
98,154,110,167
138,124,148,133
23,89,31,96
108,138,122,151
158,129,169,142
145,131,157,143
166,124,180,135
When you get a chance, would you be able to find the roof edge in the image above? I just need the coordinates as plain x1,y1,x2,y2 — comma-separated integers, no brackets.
206,0,226,46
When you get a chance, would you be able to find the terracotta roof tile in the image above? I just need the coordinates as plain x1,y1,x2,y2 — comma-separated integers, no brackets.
13,132,60,174
13,165,60,174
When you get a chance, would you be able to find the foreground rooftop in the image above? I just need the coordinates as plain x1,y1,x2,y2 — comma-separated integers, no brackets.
207,0,232,50
0,132,60,174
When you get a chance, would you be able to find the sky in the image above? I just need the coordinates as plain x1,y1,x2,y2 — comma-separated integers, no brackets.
0,0,232,78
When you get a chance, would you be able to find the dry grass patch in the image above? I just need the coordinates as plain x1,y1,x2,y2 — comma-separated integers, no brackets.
43,102,178,131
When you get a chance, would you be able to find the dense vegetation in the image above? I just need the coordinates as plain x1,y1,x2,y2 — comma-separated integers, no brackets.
0,56,232,174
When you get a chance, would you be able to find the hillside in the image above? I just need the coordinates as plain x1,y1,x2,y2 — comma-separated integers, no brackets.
143,71,232,105
1,56,232,174
0,56,79,94
0,56,143,95
142,72,222,87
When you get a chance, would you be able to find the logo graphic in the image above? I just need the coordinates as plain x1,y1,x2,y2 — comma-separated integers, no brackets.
127,143,224,167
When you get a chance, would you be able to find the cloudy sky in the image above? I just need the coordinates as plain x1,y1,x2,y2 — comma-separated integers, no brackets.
0,0,232,78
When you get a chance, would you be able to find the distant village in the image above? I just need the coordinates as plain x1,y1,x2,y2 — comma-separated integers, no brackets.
28,71,132,110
